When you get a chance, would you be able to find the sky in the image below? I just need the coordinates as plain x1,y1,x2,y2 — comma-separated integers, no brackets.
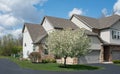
0,0,120,37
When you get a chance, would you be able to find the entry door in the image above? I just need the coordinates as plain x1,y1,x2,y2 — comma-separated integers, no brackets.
104,46,110,62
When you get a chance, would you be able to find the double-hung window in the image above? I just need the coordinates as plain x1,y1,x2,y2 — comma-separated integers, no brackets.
112,30,120,39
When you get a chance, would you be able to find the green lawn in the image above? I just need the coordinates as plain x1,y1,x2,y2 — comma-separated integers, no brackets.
0,56,102,71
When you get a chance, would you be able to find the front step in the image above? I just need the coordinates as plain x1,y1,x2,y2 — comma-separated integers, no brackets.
102,62,113,64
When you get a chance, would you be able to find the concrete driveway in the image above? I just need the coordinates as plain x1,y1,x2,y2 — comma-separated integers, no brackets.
0,59,120,74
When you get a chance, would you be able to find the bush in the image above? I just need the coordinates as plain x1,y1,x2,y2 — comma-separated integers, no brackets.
29,52,41,63
42,59,49,63
42,55,56,63
113,60,120,64
42,58,56,63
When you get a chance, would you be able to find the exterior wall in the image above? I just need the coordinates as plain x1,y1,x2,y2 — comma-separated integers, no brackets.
42,19,54,33
71,17,92,31
110,33,120,44
111,21,120,30
100,29,111,43
100,21,120,44
110,21,120,44
89,36,101,50
34,45,39,52
23,27,34,58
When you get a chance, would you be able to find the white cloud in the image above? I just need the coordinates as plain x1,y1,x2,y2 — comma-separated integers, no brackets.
113,0,120,15
102,8,108,16
0,26,4,32
101,8,111,17
11,28,22,38
0,3,12,13
0,14,21,27
69,8,83,17
0,0,47,37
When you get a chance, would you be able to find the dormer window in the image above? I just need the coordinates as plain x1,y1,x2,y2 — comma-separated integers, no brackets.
112,30,120,39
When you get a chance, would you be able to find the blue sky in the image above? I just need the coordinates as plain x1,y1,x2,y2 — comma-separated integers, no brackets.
42,0,116,18
0,0,119,37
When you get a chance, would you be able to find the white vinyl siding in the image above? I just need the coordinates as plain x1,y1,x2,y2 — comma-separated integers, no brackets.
110,29,120,44
109,21,120,44
100,29,111,43
42,19,54,33
71,17,92,31
23,27,34,58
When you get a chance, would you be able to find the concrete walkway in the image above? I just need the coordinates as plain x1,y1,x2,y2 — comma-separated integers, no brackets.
0,59,120,74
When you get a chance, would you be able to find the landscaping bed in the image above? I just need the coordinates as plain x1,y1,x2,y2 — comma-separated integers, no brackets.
0,56,101,71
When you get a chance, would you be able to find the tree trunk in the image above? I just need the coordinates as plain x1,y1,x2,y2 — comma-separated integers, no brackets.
64,56,67,67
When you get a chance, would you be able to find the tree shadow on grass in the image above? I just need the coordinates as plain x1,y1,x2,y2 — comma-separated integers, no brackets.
59,64,100,70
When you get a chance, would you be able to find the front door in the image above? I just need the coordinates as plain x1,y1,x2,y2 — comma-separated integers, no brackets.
104,46,110,62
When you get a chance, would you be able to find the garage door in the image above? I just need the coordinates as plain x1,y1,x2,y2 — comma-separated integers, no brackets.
112,50,120,60
79,50,100,64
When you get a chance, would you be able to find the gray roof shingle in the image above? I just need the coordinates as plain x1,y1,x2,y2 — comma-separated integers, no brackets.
23,23,47,42
99,15,120,29
45,16,78,29
73,14,120,29
73,14,99,29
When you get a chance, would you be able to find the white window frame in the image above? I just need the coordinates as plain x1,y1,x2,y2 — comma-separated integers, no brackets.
112,30,120,39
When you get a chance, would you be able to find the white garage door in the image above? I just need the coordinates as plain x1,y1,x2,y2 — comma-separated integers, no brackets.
79,50,100,64
112,50,120,60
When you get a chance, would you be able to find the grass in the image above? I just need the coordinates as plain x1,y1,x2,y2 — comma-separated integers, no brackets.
113,60,120,64
0,56,102,71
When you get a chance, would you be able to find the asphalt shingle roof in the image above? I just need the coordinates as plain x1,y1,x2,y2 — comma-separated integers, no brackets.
45,16,78,29
73,14,120,29
23,14,120,44
23,23,47,42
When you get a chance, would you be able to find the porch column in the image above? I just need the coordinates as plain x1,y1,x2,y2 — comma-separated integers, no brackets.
100,45,104,63
109,46,112,62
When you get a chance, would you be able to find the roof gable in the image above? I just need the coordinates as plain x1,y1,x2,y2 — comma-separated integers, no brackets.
99,15,120,29
72,14,99,29
72,14,120,30
23,23,47,42
45,16,78,29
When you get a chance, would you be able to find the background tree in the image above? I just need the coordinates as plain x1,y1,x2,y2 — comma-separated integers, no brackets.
47,29,91,67
0,34,22,56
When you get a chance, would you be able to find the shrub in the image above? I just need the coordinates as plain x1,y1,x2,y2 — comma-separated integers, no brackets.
42,55,56,63
42,58,56,63
113,60,120,64
29,52,41,63
42,59,49,63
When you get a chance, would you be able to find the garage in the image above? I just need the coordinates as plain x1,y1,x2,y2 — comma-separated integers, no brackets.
78,50,100,64
112,50,120,60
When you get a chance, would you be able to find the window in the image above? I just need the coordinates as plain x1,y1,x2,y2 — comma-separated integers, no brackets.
112,30,120,39
24,43,26,47
44,49,48,55
118,32,120,39
33,45,35,51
